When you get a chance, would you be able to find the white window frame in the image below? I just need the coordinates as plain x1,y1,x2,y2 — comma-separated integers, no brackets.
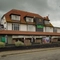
12,23,19,30
26,17,33,22
27,25,35,31
45,21,50,24
11,15,20,21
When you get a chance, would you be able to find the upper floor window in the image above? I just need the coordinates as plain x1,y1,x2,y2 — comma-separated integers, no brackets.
12,23,19,30
11,15,20,21
39,19,42,22
26,17,33,22
34,17,44,25
45,21,50,24
53,27,57,32
27,25,35,31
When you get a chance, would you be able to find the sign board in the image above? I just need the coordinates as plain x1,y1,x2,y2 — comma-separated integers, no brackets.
1,37,5,42
37,25,44,28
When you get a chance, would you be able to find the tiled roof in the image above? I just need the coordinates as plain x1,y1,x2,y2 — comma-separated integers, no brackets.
3,9,43,24
45,23,53,27
43,16,53,27
0,30,60,36
2,9,53,27
43,16,50,21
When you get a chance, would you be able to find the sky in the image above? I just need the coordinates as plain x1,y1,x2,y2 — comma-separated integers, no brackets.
0,0,60,27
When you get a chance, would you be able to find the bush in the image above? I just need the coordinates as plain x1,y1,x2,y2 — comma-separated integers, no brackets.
15,41,24,47
0,42,5,48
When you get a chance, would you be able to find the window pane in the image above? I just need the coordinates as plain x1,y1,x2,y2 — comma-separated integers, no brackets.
12,23,19,30
11,15,20,20
26,17,33,22
45,21,50,24
27,25,35,31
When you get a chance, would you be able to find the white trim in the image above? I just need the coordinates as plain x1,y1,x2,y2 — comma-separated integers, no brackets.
12,36,43,38
26,17,33,22
11,15,20,21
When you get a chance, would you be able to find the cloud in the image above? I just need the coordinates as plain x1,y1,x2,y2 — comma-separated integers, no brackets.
0,0,49,18
0,0,49,13
0,0,60,27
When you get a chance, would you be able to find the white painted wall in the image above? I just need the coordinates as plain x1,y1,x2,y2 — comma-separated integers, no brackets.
20,24,27,31
57,28,60,33
1,16,7,30
7,23,12,30
43,27,45,32
44,27,53,32
1,17,6,24
4,23,7,30
19,24,36,31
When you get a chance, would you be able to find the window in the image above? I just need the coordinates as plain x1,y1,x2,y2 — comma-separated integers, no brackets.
45,21,50,24
53,27,57,32
39,19,42,22
12,23,19,30
20,24,27,31
0,24,4,30
11,15,20,21
27,25,35,31
26,17,33,22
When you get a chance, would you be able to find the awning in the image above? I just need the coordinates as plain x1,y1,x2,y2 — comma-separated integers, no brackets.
12,35,44,38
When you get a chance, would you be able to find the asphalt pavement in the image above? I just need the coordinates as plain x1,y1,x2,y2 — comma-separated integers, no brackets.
0,47,60,60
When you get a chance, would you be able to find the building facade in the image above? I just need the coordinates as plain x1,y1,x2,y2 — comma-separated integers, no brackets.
1,9,53,32
0,9,60,45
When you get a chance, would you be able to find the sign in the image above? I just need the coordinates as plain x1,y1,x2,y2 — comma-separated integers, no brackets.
42,37,50,43
37,25,44,28
1,37,5,42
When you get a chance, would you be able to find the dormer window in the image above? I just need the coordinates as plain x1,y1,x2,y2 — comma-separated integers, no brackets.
26,17,33,22
34,17,44,25
11,14,20,21
45,21,50,24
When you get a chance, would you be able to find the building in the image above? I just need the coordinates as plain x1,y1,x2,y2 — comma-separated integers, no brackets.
1,9,53,32
0,9,60,45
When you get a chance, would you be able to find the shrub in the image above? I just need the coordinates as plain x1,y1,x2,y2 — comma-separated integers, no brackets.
0,42,5,48
15,41,24,47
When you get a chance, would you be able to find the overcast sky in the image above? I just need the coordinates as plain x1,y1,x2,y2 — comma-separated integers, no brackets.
0,0,60,27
